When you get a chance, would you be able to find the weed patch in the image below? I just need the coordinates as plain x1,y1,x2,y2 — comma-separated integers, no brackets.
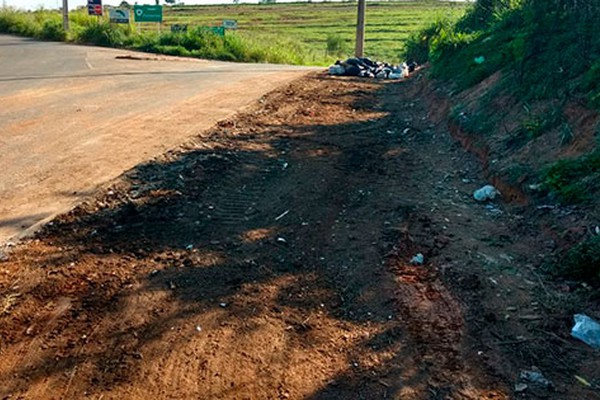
543,150,600,204
548,235,600,282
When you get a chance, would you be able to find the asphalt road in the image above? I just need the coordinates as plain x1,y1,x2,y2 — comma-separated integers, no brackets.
0,35,315,245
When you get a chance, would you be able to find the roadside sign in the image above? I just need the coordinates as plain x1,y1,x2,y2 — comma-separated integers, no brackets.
87,0,102,16
200,26,225,36
109,8,130,24
133,5,163,23
222,19,238,30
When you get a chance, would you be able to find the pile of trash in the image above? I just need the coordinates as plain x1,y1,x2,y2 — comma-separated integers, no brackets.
328,57,417,79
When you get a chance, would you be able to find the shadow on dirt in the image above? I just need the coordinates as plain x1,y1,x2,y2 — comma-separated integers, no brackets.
0,75,505,399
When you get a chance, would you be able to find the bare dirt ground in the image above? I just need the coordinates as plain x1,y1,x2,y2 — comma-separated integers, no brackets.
0,72,598,399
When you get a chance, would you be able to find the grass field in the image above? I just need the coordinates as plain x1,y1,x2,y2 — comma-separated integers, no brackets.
1,1,467,65
162,1,468,63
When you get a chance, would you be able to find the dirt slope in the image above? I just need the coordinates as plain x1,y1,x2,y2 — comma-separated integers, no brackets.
0,72,598,399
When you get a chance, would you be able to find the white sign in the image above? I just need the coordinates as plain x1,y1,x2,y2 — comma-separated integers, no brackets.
222,20,238,30
109,8,130,24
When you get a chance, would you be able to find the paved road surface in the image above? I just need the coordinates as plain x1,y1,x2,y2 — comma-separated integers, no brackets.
0,35,314,244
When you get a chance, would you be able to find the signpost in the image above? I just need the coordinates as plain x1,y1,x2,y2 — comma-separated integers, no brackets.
355,0,365,57
133,5,163,23
109,8,130,24
222,19,238,30
87,0,102,16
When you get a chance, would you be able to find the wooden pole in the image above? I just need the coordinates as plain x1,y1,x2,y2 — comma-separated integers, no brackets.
355,0,366,58
62,0,69,31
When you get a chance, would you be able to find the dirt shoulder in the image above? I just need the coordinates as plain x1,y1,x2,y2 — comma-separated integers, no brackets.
0,72,598,399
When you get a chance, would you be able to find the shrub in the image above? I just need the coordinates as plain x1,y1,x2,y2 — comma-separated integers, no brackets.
40,18,66,41
325,34,346,57
76,21,129,47
543,150,600,203
549,236,600,282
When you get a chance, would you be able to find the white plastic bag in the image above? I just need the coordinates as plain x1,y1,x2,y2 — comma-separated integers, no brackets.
571,314,600,348
473,185,501,202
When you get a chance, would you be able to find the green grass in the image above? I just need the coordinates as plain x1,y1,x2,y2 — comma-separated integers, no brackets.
0,2,467,65
163,2,467,63
542,149,600,204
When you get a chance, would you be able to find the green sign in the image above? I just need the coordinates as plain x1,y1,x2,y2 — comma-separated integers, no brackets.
133,5,163,23
200,26,225,37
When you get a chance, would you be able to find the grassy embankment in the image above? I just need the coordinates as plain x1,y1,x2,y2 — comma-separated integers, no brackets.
0,1,466,65
405,0,600,280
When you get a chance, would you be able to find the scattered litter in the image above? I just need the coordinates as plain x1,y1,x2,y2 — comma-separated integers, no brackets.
514,383,528,393
328,64,345,75
275,210,290,221
571,314,600,348
276,237,288,244
185,244,194,250
169,281,176,290
519,368,553,389
219,302,227,308
536,204,555,210
410,253,424,265
328,57,417,79
595,226,600,235
195,325,202,332
150,269,159,276
574,375,592,388
485,204,503,215
473,185,501,201
474,56,486,64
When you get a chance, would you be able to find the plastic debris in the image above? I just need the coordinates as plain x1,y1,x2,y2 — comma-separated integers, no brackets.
276,237,287,244
410,253,424,265
519,368,552,389
275,210,290,221
328,57,416,80
514,383,528,393
571,314,600,348
195,325,202,332
473,185,501,201
328,65,345,75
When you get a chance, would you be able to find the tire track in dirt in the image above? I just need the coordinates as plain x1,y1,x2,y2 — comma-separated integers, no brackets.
0,74,512,399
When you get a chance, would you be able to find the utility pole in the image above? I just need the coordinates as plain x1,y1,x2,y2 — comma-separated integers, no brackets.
355,0,366,57
62,0,69,31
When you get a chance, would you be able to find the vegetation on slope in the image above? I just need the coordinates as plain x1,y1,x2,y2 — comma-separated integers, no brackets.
406,0,600,281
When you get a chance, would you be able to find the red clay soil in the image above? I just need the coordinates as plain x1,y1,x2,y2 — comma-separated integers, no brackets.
0,72,599,399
